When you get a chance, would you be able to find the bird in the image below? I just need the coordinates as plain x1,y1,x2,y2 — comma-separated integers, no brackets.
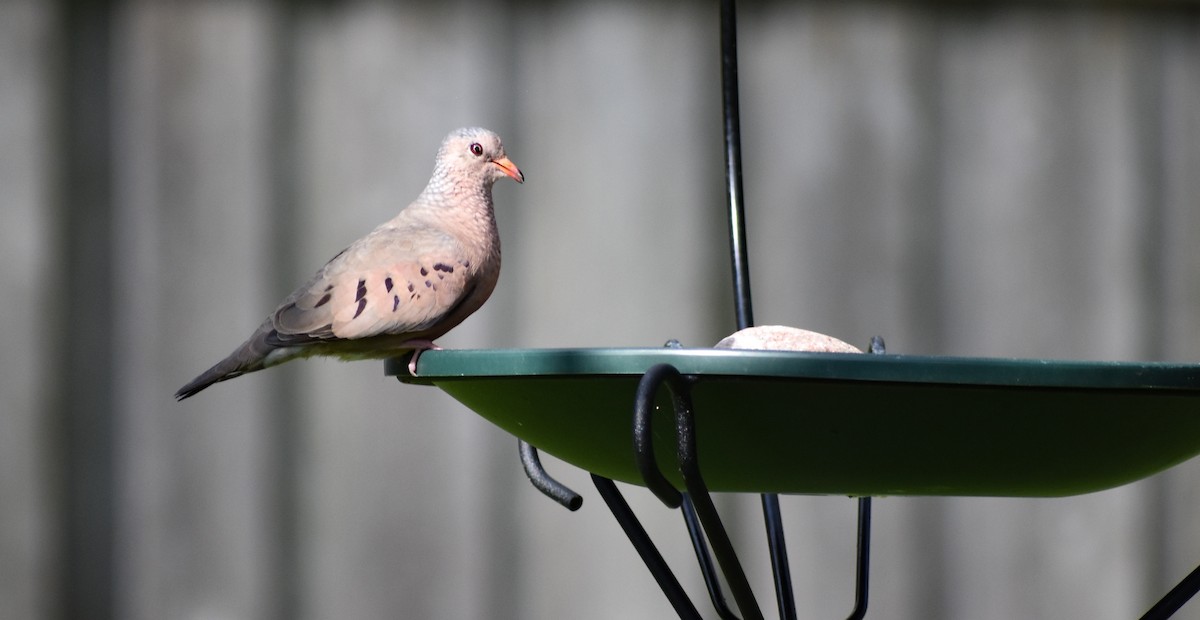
175,127,523,400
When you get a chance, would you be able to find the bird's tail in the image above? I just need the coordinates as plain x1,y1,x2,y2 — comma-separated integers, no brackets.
175,323,277,400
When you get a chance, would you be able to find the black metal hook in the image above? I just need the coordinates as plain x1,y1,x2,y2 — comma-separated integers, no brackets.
634,363,765,620
519,440,582,511
632,363,688,508
632,362,742,619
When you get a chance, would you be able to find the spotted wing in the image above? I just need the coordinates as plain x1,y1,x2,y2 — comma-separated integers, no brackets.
269,226,474,344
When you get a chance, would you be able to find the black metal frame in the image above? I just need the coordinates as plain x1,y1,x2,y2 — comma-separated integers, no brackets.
1142,564,1200,620
519,349,876,620
515,0,1200,616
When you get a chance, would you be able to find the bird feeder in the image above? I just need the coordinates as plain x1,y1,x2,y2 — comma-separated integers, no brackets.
388,1,1200,618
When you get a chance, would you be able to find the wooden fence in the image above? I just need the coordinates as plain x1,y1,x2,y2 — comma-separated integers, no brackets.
2,1,1199,618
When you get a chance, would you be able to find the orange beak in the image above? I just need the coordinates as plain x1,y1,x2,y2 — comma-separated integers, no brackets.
492,157,525,184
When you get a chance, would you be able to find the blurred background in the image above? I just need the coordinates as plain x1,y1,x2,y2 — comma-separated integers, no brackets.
3,0,1200,618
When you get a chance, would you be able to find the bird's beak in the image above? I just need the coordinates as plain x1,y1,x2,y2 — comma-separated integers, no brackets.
491,157,524,184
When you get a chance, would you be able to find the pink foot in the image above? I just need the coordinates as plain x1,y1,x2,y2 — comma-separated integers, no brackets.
400,340,442,376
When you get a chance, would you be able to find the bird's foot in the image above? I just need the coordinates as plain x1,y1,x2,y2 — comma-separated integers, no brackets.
400,340,442,376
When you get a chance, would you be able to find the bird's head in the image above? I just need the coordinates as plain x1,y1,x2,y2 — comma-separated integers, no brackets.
435,127,524,188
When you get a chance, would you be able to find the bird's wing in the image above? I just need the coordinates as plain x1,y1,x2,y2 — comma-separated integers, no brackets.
269,224,475,344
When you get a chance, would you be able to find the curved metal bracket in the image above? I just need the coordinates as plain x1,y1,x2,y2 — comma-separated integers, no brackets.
632,363,687,508
519,440,582,511
633,363,765,620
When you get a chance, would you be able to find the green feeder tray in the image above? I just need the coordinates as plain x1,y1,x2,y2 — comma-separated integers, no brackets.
387,348,1200,497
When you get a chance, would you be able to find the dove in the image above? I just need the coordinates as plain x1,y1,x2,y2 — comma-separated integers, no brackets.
175,127,523,400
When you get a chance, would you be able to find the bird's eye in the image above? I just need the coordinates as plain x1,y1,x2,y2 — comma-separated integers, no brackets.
469,143,484,157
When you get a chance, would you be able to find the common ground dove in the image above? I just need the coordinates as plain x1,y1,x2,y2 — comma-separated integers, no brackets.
176,127,523,400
